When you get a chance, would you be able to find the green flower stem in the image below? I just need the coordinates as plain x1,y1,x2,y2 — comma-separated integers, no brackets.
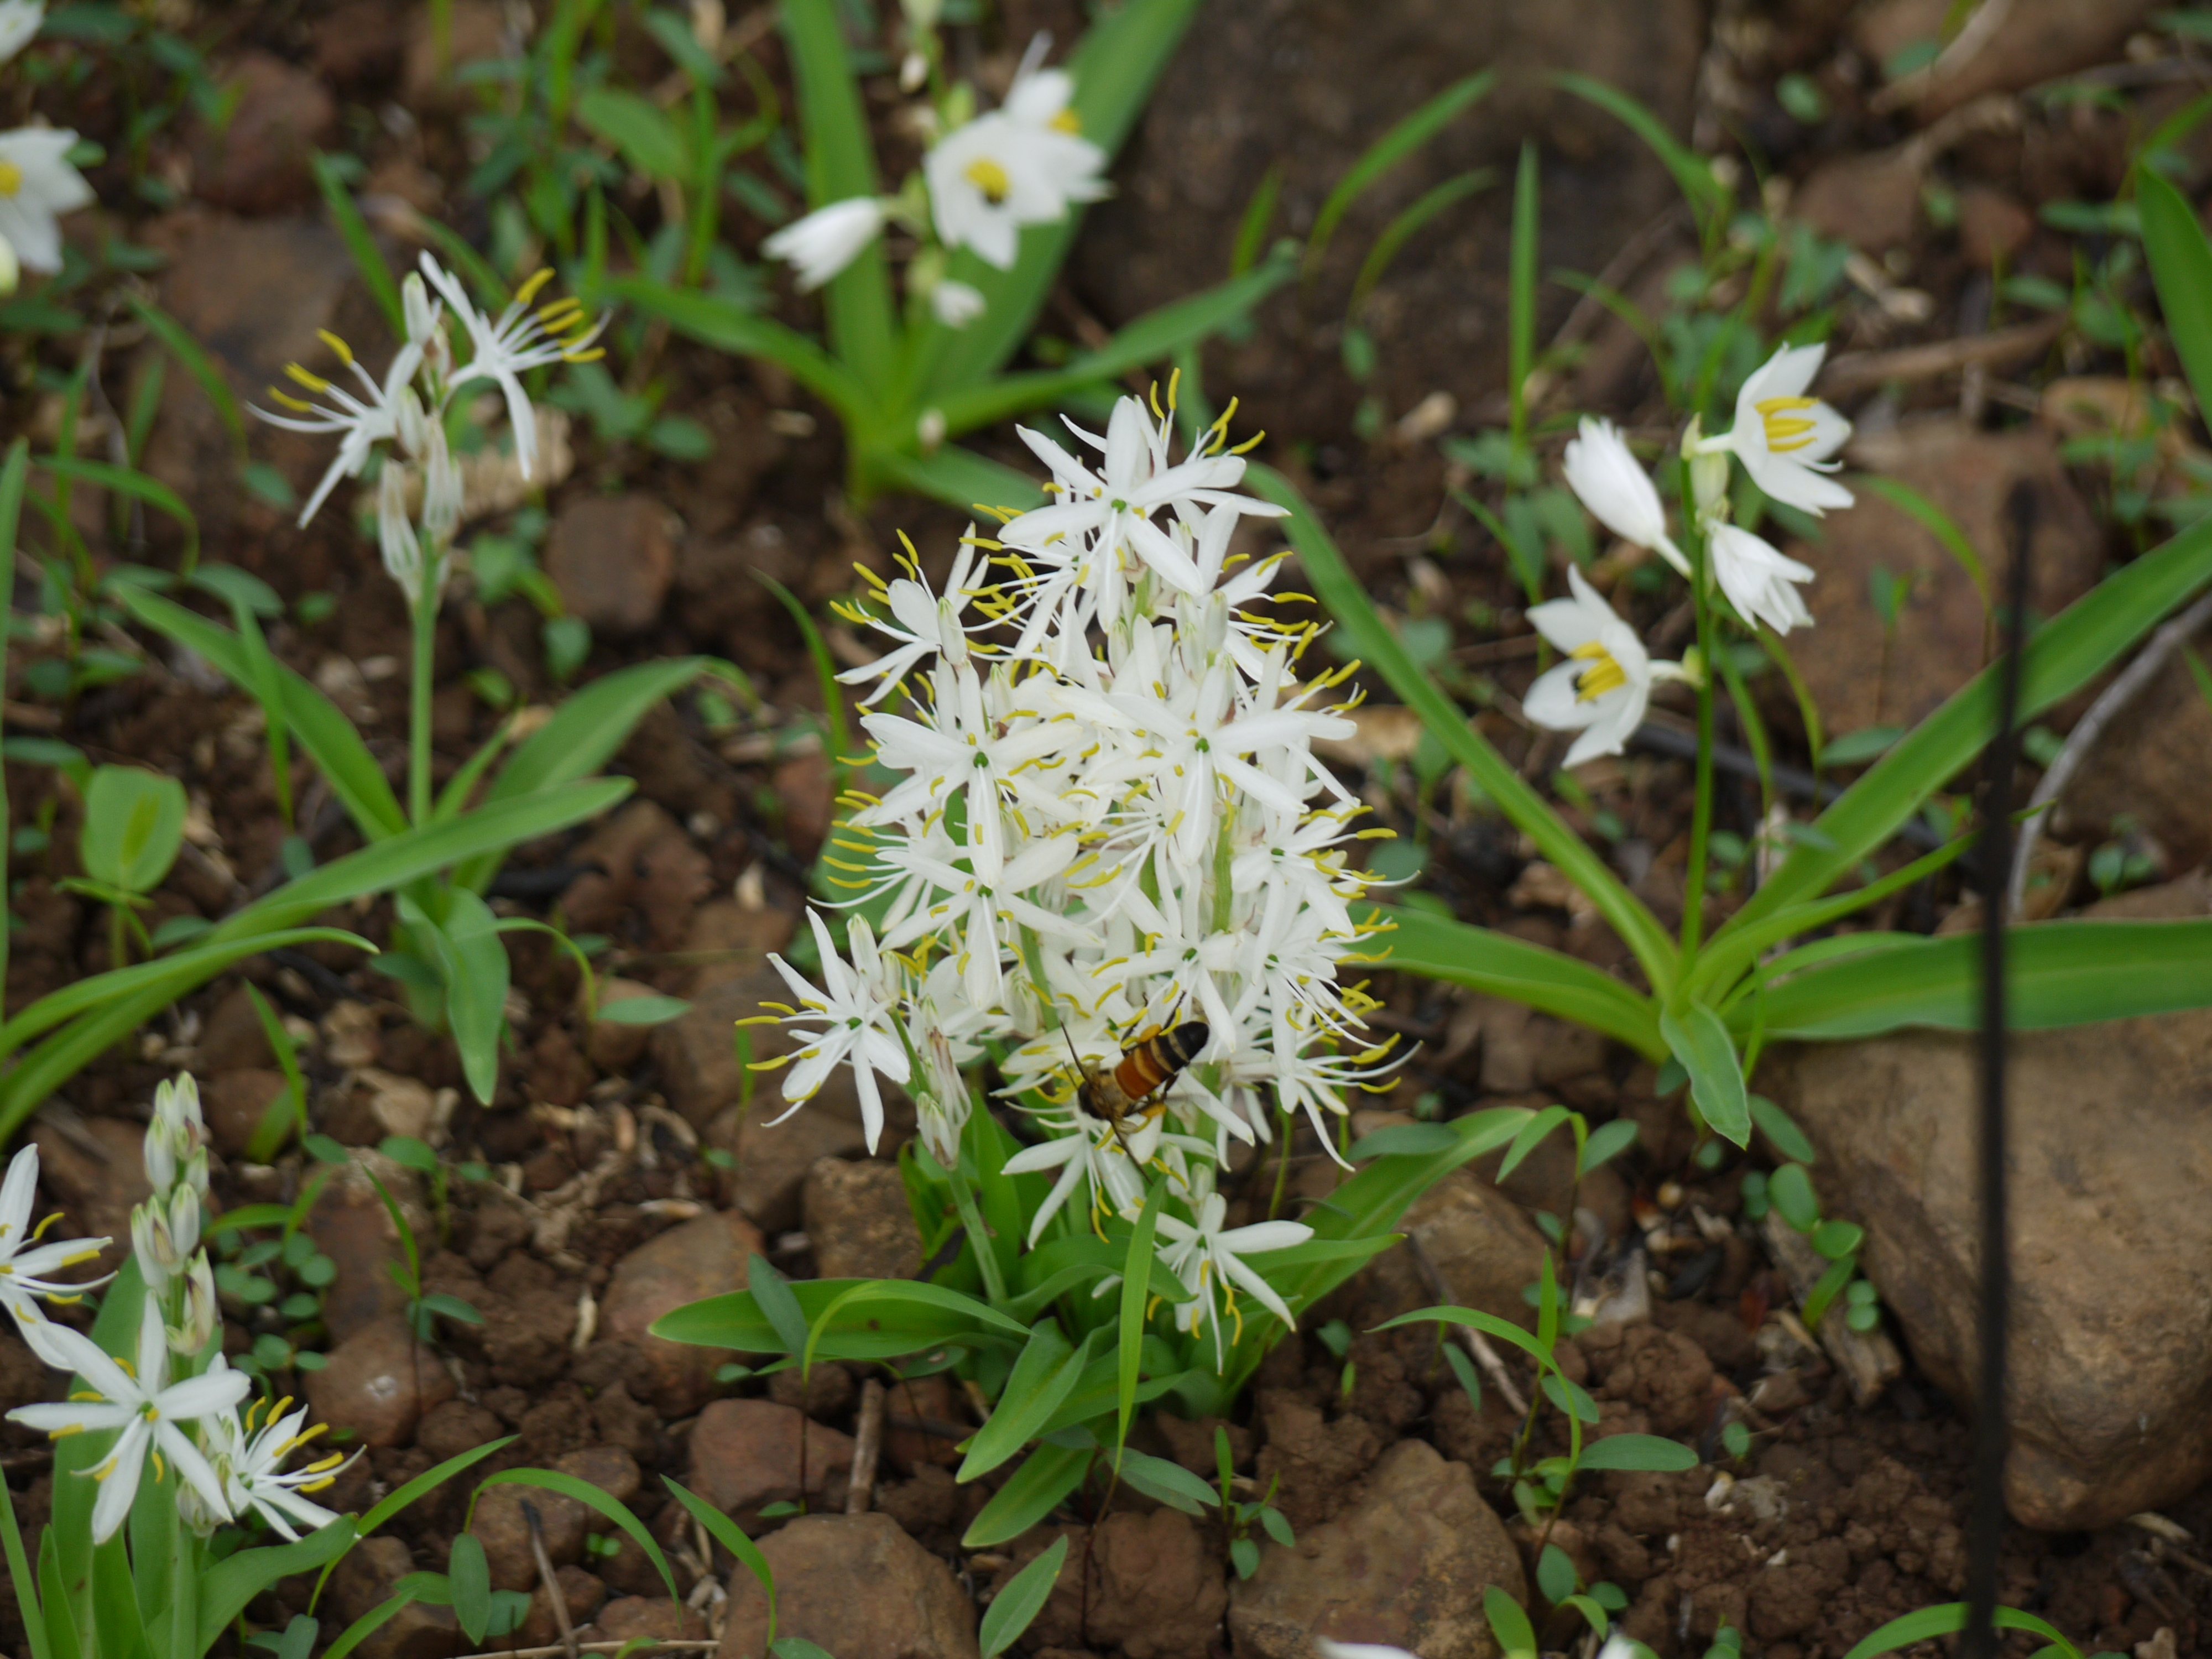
1681,532,1719,963
947,1160,1009,1308
409,592,437,827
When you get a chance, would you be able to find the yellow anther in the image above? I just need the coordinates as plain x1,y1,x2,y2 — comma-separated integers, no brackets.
1755,395,1821,454
536,296,584,327
562,346,607,364
284,363,331,394
267,387,316,414
0,163,19,197
315,330,354,367
1050,109,1082,134
964,157,1012,204
1569,639,1629,702
514,267,558,307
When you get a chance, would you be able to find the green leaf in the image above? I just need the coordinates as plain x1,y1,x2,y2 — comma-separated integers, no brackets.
606,276,873,427
1485,1583,1540,1659
1306,72,1495,275
1552,72,1726,236
962,1437,1093,1550
197,1522,356,1651
1580,1117,1639,1173
397,889,509,1104
871,445,1047,514
1118,1181,1164,1453
592,994,690,1025
1767,1162,1818,1232
747,1254,812,1358
959,1324,1092,1483
320,1594,416,1659
79,765,186,895
1114,1447,1219,1515
1349,169,1497,322
576,87,689,180
1853,476,1990,613
447,1536,491,1645
1738,919,2212,1041
40,456,197,574
476,1471,676,1600
1658,1004,1750,1146
1358,903,1665,1058
1838,1604,2085,1659
1496,1104,1570,1183
979,1534,1068,1658
127,295,245,455
653,1276,1026,1360
1251,465,1677,990
2141,161,2212,428
780,0,895,388
1749,1095,1817,1164
662,1479,779,1650
312,153,405,337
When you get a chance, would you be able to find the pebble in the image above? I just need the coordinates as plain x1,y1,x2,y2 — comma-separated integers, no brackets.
304,1315,456,1449
190,51,336,213
598,1209,766,1415
802,1157,924,1280
585,978,662,1072
201,1069,290,1159
589,1598,707,1645
544,495,680,637
326,1535,463,1659
717,1512,978,1659
307,1154,430,1341
687,1397,855,1531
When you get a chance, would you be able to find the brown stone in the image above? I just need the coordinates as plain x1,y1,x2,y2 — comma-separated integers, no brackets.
558,800,711,951
191,52,337,213
588,1598,707,1645
679,898,799,994
308,1154,430,1341
598,1209,766,1415
1956,184,2034,268
687,1397,855,1532
1769,876,2212,1528
1792,420,2104,740
1011,1511,1227,1659
468,1447,641,1592
1230,1439,1527,1658
545,495,680,637
1346,1166,1551,1333
403,0,511,107
29,1115,148,1274
305,1315,456,1448
515,1566,606,1648
202,1068,291,1159
1074,0,1703,446
584,978,663,1072
326,1536,464,1659
718,1512,978,1659
1792,149,1922,254
198,985,279,1072
802,1157,924,1280
1901,0,2161,122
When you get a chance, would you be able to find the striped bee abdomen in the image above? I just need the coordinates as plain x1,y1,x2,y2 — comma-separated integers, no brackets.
1110,1021,1210,1101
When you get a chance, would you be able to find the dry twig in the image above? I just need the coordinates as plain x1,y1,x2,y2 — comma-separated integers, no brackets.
847,1378,886,1515
1406,1234,1528,1417
524,1501,581,1659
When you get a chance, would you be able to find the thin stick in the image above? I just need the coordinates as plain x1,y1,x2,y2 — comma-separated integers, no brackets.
467,1644,718,1659
847,1379,885,1515
523,1501,580,1659
2006,587,2212,918
1405,1234,1528,1417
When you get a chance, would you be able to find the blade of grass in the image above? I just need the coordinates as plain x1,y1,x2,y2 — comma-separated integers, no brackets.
1305,71,1495,279
1507,142,1539,458
754,572,853,798
312,154,404,337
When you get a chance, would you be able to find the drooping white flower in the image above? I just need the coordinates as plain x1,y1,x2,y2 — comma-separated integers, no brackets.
764,197,886,291
1562,417,1689,577
0,126,90,276
0,1145,109,1329
833,537,986,706
1314,1642,1419,1659
1153,1181,1310,1366
418,254,607,481
0,4,42,70
1708,522,1814,635
750,912,911,1154
1698,343,1853,515
1523,565,1691,768
205,1375,354,1541
931,278,986,328
922,67,1106,272
8,1296,246,1543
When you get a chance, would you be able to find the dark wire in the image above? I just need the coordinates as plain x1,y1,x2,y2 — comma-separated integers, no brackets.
1961,485,2034,1659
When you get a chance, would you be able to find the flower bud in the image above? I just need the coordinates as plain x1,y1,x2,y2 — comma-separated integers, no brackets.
401,271,441,352
168,1253,218,1358
131,1186,201,1290
1690,448,1733,527
144,1075,206,1199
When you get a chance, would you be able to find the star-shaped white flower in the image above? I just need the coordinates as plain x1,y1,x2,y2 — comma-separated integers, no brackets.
1697,342,1853,515
1154,1181,1310,1368
9,1296,247,1543
1708,523,1814,635
1562,417,1689,577
0,3,44,69
1522,565,1690,768
204,1370,354,1541
922,55,1104,271
0,126,90,276
0,1145,109,1328
419,253,608,481
751,912,911,1154
764,197,885,291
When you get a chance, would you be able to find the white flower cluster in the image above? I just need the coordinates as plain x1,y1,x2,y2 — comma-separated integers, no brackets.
752,388,1400,1366
1526,343,1854,767
0,3,94,294
253,254,607,608
763,34,1106,327
4,1078,354,1545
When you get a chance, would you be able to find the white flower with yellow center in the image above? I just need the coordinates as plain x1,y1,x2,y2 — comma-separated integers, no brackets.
0,3,42,70
0,1145,109,1329
1698,343,1853,515
1154,1181,1310,1366
419,254,607,481
204,1371,355,1541
1708,522,1815,636
764,197,886,291
1523,565,1691,768
1562,417,1689,577
922,54,1105,272
8,1296,246,1543
747,912,911,1155
0,126,89,277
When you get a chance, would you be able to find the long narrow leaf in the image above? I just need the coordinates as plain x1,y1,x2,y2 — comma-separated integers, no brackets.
2141,162,2212,425
40,457,197,571
476,1471,675,1600
780,0,896,387
1117,1182,1163,1454
1552,72,1725,236
1854,475,1990,613
607,276,874,427
962,1437,1091,1550
1306,72,1495,276
1249,463,1677,988
127,296,246,454
663,1479,778,1650
872,445,1047,514
1658,1004,1749,1145
196,1522,356,1651
313,154,404,336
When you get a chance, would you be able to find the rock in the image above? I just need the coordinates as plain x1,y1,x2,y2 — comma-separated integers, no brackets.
678,898,800,994
468,1447,640,1592
403,0,510,107
1229,1438,1527,1658
305,1315,456,1448
198,985,279,1072
1344,1166,1551,1332
1792,420,2104,739
515,1566,606,1648
191,51,336,213
314,0,406,85
1956,184,2033,267
309,1154,431,1341
1252,1389,1384,1533
802,1157,924,1280
544,495,681,637
1896,0,2161,122
559,800,712,952
687,1398,856,1531
2049,611,2212,876
478,1253,580,1387
717,1512,979,1659
585,978,663,1071
599,1209,766,1415
1013,1511,1228,1659
589,1598,708,1645
1792,149,1922,255
326,1535,464,1659
1075,0,1702,444
29,1115,148,1273
418,1399,505,1463
202,1069,291,1159
1770,878,2212,1528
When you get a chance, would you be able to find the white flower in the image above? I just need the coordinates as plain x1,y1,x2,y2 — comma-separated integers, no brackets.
0,2,41,67
0,1145,109,1327
764,197,885,291
1154,1183,1310,1367
9,1296,247,1543
751,912,911,1154
206,1376,353,1541
922,66,1105,272
931,278,985,328
1698,343,1853,515
1562,418,1689,578
143,1074,207,1198
1315,1644,1420,1659
1001,1100,1147,1245
1708,522,1814,635
833,537,985,706
129,1185,200,1291
252,331,424,527
1523,565,1690,768
419,254,607,481
0,126,90,276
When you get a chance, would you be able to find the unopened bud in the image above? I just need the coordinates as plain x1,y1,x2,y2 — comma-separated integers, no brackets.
131,1186,201,1288
145,1074,207,1198
169,1254,218,1357
1690,449,1732,526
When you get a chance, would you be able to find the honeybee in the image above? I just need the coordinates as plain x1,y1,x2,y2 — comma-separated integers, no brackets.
1062,1020,1211,1145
